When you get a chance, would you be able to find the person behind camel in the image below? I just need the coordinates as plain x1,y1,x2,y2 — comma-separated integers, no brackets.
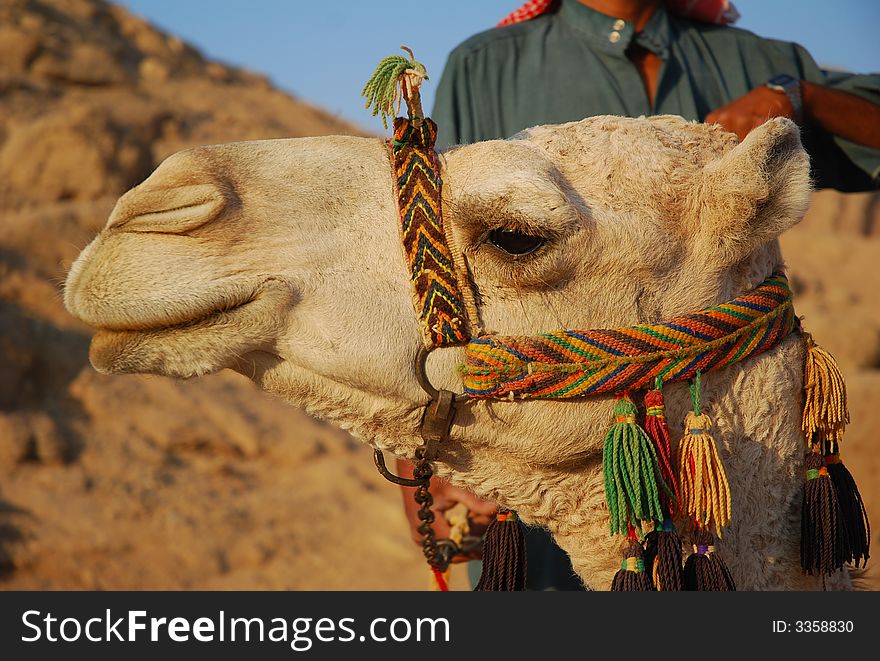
397,0,880,590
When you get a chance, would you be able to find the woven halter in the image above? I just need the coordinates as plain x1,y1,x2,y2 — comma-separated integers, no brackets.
389,117,472,346
463,272,795,399
363,49,867,591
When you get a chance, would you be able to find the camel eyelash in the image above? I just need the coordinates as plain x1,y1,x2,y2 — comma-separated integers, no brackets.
480,227,549,258
463,214,562,251
487,228,546,255
467,230,579,293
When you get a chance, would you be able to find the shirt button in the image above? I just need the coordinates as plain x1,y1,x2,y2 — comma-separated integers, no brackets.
613,19,626,30
609,31,621,43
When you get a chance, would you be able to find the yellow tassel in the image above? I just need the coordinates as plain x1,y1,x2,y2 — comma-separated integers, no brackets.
678,411,731,536
802,333,849,445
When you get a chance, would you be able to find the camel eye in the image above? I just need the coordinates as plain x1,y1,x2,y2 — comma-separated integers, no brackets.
487,228,545,256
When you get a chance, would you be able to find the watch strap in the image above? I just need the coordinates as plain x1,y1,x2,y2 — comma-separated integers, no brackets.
766,75,803,124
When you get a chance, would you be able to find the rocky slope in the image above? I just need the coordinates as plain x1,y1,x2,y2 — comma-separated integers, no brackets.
0,0,876,590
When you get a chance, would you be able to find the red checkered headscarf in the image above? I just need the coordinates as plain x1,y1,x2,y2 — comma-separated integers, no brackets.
498,0,739,27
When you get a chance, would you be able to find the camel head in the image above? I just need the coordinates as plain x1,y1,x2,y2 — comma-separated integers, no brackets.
64,115,813,588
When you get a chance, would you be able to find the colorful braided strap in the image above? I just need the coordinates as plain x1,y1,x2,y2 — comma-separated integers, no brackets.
461,272,795,399
389,118,469,346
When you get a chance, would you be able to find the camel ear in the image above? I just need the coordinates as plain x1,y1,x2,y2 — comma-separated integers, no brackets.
693,117,811,264
108,181,228,234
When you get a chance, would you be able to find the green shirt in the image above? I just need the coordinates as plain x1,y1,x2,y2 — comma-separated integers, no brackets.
433,0,880,191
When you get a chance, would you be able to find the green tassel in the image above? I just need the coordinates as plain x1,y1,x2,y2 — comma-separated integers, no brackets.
361,47,428,129
603,395,667,535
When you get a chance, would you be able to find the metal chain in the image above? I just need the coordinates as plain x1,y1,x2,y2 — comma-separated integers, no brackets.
373,347,474,573
375,445,481,572
412,445,448,571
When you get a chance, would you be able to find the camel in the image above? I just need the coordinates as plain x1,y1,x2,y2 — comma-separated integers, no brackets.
63,113,847,590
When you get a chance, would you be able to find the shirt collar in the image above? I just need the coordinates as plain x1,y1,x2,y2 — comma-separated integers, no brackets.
558,0,672,59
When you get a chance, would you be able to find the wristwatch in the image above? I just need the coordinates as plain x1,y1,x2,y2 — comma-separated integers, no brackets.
766,74,803,123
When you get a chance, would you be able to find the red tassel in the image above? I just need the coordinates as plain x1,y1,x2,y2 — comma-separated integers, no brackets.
644,379,679,515
431,568,449,591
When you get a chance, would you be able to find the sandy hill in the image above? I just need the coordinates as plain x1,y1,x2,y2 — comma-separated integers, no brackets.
0,0,877,590
0,0,444,590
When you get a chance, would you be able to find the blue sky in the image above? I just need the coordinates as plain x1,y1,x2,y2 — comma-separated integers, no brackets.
120,0,879,133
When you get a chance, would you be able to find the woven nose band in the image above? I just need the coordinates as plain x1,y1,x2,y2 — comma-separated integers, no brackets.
461,272,795,399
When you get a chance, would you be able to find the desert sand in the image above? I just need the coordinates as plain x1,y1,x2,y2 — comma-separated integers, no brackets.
0,0,876,590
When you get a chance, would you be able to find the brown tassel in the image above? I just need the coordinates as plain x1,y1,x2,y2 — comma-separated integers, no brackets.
644,379,679,515
683,528,736,590
802,333,849,444
800,452,846,576
474,510,527,591
610,539,654,591
825,449,870,568
643,519,684,591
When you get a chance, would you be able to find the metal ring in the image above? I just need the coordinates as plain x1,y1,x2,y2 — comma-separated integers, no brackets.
415,345,470,403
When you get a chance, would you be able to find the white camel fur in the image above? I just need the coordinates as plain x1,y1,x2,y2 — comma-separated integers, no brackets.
64,114,845,590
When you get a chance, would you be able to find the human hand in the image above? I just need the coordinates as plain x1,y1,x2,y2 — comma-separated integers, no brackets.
397,458,497,562
705,86,795,141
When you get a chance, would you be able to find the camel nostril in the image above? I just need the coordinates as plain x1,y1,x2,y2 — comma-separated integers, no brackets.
108,182,228,234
